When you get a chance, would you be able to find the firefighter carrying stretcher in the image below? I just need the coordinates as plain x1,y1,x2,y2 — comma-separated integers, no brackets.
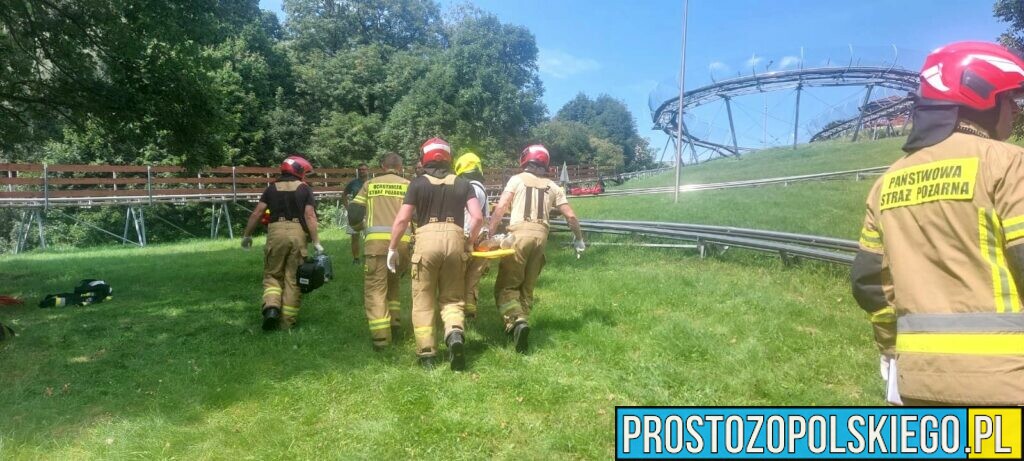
387,138,484,370
348,153,411,349
488,144,585,353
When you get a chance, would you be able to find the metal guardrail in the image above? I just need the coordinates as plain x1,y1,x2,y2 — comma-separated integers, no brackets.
550,218,857,266
579,166,887,198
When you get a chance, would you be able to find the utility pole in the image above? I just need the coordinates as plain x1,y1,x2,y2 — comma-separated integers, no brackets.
674,0,689,204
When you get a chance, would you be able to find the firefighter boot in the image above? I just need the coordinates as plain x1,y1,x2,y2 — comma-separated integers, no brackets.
513,320,530,354
446,329,466,371
419,356,435,370
262,306,281,331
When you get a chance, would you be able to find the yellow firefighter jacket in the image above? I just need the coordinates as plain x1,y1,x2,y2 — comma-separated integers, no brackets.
858,130,1024,404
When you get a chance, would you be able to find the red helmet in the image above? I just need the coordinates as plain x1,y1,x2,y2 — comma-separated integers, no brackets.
420,137,452,166
520,144,550,168
919,41,1024,110
280,155,313,180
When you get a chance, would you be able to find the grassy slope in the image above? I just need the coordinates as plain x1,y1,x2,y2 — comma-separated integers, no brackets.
616,137,905,188
0,139,906,459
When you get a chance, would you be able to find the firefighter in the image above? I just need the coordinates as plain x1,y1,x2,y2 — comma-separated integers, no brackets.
488,144,584,353
348,153,411,349
851,41,1024,405
388,138,483,370
241,155,323,331
343,163,370,265
454,152,491,322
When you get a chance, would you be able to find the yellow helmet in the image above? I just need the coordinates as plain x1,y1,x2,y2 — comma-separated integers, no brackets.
454,152,483,176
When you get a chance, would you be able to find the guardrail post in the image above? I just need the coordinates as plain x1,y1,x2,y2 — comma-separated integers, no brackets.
231,166,237,202
113,171,118,191
7,169,13,192
147,166,153,205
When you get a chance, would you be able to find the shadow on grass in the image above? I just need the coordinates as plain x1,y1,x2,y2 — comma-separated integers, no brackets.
0,244,382,447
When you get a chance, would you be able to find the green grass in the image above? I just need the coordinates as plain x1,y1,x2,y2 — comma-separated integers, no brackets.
0,139,901,459
617,137,905,188
575,179,874,239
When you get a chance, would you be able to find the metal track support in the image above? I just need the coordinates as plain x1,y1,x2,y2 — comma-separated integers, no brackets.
680,119,699,164
15,208,46,254
210,202,234,239
122,206,147,246
723,96,740,156
792,84,802,150
851,84,875,142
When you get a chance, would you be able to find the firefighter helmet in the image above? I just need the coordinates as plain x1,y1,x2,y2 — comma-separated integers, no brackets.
454,152,483,176
281,155,313,180
919,41,1024,111
420,137,452,166
520,144,550,168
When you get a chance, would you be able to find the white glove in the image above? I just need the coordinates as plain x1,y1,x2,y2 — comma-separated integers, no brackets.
386,248,398,273
879,355,889,381
314,242,325,255
241,236,253,249
574,238,586,252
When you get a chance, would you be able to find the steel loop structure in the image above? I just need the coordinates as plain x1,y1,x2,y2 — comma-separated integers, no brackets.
649,46,923,163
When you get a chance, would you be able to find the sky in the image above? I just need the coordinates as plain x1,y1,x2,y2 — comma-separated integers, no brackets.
258,0,1008,160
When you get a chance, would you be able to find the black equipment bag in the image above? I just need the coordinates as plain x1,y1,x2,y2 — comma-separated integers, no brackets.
297,254,333,293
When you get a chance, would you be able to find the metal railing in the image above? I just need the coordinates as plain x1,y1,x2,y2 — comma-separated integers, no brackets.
551,218,857,266
575,166,887,198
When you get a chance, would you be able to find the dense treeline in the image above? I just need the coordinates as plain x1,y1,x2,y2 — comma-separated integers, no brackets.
0,0,656,252
1,0,656,170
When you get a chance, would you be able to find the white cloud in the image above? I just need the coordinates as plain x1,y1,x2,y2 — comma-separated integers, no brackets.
778,55,802,69
745,55,763,69
538,49,601,79
709,61,730,73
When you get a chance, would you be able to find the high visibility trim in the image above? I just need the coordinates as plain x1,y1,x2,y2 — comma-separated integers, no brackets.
1002,215,1024,228
369,318,391,326
896,333,1024,355
440,309,463,323
498,300,521,314
898,312,1024,332
369,323,391,331
365,233,410,242
263,287,282,295
386,301,400,307
352,195,367,205
414,326,433,337
1005,213,1024,242
980,209,1020,313
283,305,300,316
859,227,883,250
869,306,896,324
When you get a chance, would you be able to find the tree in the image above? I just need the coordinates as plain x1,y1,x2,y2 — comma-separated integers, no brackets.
382,9,545,163
554,93,654,170
529,120,593,165
309,112,383,166
284,0,443,55
589,136,624,169
995,0,1024,138
0,0,288,169
995,0,1024,49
